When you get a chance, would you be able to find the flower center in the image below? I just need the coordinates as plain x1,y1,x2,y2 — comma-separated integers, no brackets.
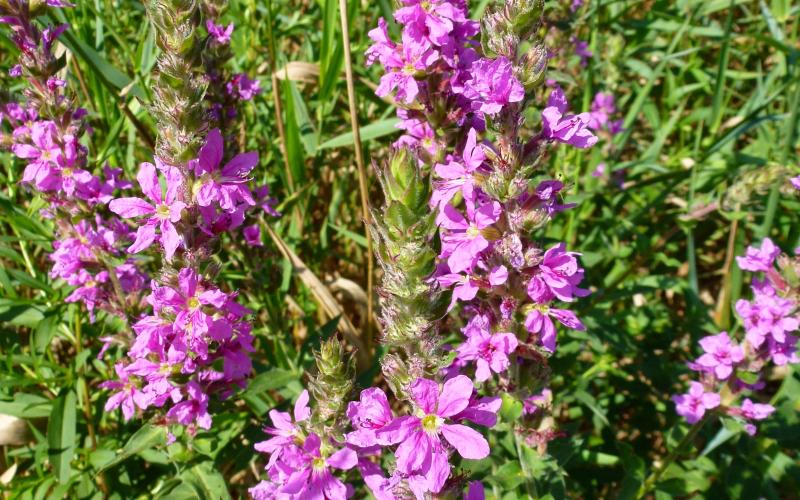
187,297,200,310
61,167,73,178
403,63,416,76
467,224,480,238
421,414,441,433
155,203,171,219
312,457,326,472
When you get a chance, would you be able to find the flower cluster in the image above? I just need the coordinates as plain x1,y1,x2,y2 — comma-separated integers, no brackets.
0,1,148,321
673,238,799,435
251,0,595,497
99,0,276,432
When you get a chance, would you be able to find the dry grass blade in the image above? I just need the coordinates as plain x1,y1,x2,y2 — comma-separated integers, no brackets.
265,226,369,369
273,62,320,84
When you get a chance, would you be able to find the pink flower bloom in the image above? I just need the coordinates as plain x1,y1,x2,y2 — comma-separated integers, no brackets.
739,398,775,420
279,433,357,499
346,387,395,448
206,20,233,45
465,480,485,500
100,362,151,421
541,85,598,149
523,388,552,416
456,57,525,116
109,161,186,259
735,285,798,349
243,224,262,246
587,92,616,130
376,376,490,494
736,237,780,272
254,390,311,467
672,381,720,424
528,243,589,303
524,305,585,352
439,198,502,273
693,332,745,380
14,120,63,191
227,73,261,100
194,128,258,212
436,271,481,310
451,394,501,428
165,381,212,429
394,0,466,49
375,42,438,104
365,17,397,67
431,128,484,208
456,314,518,381
571,37,592,67
791,176,800,190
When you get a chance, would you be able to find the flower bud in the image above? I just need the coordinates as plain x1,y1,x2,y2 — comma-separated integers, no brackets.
308,337,355,429
516,45,547,91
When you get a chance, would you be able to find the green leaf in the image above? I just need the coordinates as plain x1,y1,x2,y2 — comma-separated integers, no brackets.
317,118,401,150
96,423,165,473
47,390,76,483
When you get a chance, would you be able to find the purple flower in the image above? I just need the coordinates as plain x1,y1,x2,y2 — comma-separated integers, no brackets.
736,238,780,272
587,92,616,131
109,161,186,259
524,305,585,352
431,128,484,208
693,331,745,380
194,128,258,212
14,120,63,191
279,433,357,499
165,380,212,429
243,224,262,246
541,86,598,149
206,20,233,45
672,381,720,424
227,73,261,100
571,37,592,67
456,314,518,381
100,363,151,421
439,197,502,273
528,243,589,303
436,270,481,310
376,376,490,494
735,285,798,349
394,0,466,49
465,481,485,500
254,390,311,466
791,176,800,190
523,388,552,416
375,42,438,104
736,398,776,436
456,57,525,116
345,387,395,448
365,17,397,67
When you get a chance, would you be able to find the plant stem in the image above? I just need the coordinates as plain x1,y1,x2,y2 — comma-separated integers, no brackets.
636,416,709,499
337,0,374,353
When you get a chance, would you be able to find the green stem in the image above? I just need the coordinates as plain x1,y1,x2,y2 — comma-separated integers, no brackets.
636,416,709,499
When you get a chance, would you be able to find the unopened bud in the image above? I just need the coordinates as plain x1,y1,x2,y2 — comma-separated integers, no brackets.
516,45,547,91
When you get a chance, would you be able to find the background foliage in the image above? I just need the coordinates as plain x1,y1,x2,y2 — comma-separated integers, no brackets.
0,0,798,498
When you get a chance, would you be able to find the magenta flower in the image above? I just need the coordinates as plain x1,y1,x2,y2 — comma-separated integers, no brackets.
14,120,63,191
279,433,357,499
439,198,502,273
693,332,744,380
226,73,261,100
672,381,720,424
465,481,485,500
375,42,438,104
541,85,598,149
109,161,186,259
243,224,262,246
206,20,233,44
345,387,395,448
394,0,465,48
100,362,151,421
587,92,616,130
376,376,490,494
524,305,585,352
571,36,592,67
431,128,484,208
735,287,799,349
528,242,589,303
736,238,780,272
791,176,800,190
456,314,518,381
165,380,212,430
456,57,525,116
365,17,397,67
436,270,481,310
254,390,311,465
194,128,258,212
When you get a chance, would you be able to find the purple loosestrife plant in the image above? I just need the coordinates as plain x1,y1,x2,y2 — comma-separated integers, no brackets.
250,0,598,497
0,1,148,322
99,0,275,433
673,237,799,436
